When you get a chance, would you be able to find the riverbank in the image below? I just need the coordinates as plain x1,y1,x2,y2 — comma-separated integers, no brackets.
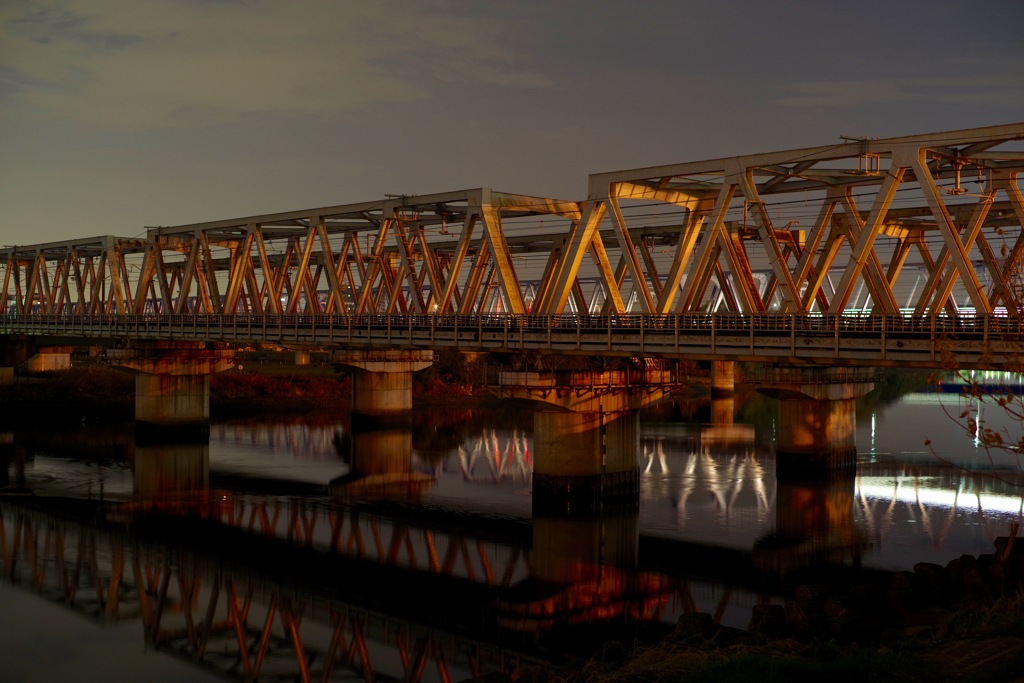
519,536,1024,683
0,363,502,424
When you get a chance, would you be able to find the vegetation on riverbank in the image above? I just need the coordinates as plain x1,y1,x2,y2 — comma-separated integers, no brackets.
0,354,504,424
528,553,1024,683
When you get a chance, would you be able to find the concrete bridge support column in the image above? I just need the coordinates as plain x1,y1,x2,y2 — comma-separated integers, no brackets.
710,360,736,425
532,408,640,512
755,367,876,478
352,371,414,417
711,360,735,398
294,349,311,366
27,346,72,373
135,374,211,429
495,369,682,511
107,343,235,438
332,350,433,424
776,397,858,471
0,338,34,385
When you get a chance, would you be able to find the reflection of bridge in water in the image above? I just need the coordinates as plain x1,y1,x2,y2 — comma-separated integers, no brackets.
0,498,536,682
213,421,344,460
635,433,1024,566
5,418,1022,563
0,493,773,683
4,417,1023,680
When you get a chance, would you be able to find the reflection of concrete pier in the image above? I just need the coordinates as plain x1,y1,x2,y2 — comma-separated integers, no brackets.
0,432,35,491
132,441,210,498
497,510,671,640
753,474,869,576
704,362,756,451
329,424,434,498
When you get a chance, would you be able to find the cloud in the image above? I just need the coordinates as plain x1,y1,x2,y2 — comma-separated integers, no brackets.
776,70,1024,108
0,0,551,129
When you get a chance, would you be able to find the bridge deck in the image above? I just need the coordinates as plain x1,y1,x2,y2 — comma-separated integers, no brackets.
4,312,1022,369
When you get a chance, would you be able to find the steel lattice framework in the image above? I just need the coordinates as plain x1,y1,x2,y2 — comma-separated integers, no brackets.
2,124,1022,318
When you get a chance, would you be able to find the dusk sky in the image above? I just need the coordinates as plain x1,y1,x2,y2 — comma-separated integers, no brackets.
2,0,1022,246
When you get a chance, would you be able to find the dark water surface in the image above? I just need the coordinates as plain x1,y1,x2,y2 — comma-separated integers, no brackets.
1,383,1022,683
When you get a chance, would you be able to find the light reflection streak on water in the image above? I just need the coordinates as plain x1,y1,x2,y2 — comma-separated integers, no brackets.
857,479,1024,516
201,421,1024,548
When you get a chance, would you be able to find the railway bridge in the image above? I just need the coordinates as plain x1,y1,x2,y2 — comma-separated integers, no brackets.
2,123,1022,492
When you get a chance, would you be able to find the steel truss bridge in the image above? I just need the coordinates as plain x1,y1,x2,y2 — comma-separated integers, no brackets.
1,124,1022,337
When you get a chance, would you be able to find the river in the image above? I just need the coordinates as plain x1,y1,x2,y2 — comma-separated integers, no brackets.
1,376,1022,683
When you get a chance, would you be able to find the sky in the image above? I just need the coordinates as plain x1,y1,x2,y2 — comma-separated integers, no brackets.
1,0,1022,246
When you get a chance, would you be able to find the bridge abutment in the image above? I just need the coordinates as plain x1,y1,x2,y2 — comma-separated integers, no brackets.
755,367,876,477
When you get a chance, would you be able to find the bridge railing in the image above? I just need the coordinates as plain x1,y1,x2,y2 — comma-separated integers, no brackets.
2,312,1022,369
3,311,1022,334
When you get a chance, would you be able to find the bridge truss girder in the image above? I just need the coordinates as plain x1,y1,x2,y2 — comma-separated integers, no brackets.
2,125,1022,318
543,123,1024,316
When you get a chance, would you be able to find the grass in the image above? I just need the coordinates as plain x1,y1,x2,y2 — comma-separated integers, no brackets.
533,590,1024,683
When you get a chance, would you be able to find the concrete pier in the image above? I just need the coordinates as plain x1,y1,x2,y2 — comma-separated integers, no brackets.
532,409,640,511
135,374,212,427
107,342,235,435
495,368,686,510
755,367,876,477
27,346,72,372
332,350,433,423
711,360,735,399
